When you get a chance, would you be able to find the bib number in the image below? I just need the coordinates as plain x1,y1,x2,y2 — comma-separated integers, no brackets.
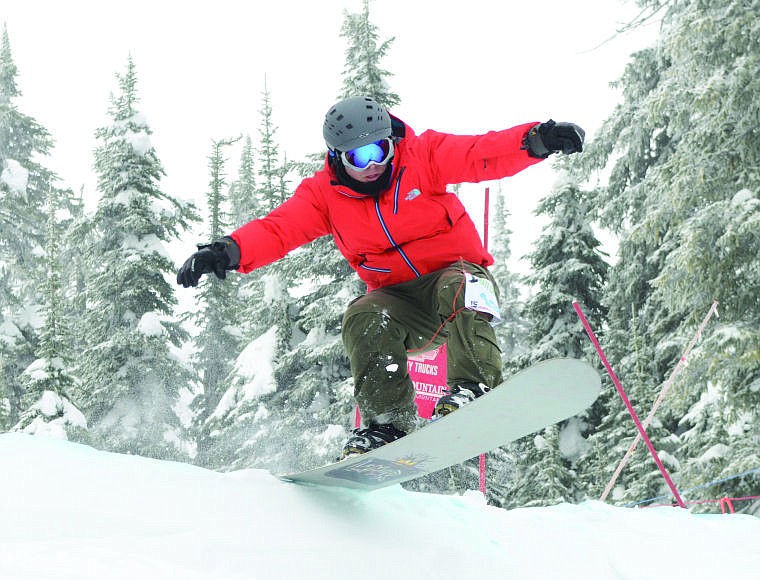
464,274,501,324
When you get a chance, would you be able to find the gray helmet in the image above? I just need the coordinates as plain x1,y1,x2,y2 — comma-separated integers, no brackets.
323,96,391,151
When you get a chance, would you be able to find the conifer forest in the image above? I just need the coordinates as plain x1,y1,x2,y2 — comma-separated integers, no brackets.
1,0,757,512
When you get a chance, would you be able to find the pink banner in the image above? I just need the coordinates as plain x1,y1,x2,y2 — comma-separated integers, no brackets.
408,345,448,420
354,345,447,426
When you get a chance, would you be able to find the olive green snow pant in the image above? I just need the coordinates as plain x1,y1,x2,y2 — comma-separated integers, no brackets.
342,261,503,432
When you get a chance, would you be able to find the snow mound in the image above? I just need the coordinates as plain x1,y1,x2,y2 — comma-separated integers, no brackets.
0,433,758,580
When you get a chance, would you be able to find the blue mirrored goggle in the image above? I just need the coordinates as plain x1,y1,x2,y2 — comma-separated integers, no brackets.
340,138,394,171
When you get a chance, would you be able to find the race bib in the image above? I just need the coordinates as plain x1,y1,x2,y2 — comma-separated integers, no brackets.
463,274,501,324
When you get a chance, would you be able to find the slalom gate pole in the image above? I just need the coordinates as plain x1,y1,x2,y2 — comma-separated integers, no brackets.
483,186,490,257
572,301,687,508
600,300,719,501
479,186,491,497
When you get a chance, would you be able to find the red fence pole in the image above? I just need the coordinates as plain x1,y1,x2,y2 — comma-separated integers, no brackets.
720,497,735,514
479,186,491,497
483,186,490,253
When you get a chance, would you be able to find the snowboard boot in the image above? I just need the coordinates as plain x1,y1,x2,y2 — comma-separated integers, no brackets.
432,382,490,419
341,423,407,459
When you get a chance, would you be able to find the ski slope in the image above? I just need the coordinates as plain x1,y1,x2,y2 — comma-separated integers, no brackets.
1,433,758,579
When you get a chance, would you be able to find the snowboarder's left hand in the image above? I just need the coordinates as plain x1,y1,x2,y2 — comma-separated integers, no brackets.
176,237,240,288
524,120,585,158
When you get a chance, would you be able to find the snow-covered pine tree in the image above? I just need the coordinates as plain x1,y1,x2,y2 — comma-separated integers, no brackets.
14,186,85,438
228,135,256,226
192,88,301,471
489,185,530,364
255,82,288,213
59,189,98,415
188,137,246,468
76,56,197,459
339,0,400,108
246,84,294,353
502,173,608,509
571,0,760,508
0,24,54,274
656,190,760,505
521,174,607,362
641,0,760,506
226,134,265,337
0,24,71,431
513,424,577,508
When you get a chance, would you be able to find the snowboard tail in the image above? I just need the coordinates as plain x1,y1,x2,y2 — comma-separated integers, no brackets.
279,358,601,491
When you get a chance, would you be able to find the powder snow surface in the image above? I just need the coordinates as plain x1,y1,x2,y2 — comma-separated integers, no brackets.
0,433,758,580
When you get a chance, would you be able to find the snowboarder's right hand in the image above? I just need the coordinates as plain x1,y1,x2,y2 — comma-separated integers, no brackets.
176,237,240,288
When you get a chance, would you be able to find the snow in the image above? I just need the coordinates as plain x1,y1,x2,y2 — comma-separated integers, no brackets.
0,159,29,194
15,392,87,437
0,318,22,345
1,433,758,580
680,381,722,429
34,390,62,416
212,327,279,420
112,187,140,206
301,324,330,349
137,311,165,337
98,397,140,434
5,303,46,331
125,128,152,155
23,357,58,382
113,113,153,156
235,327,278,399
289,275,334,298
732,188,755,206
697,443,730,464
262,272,286,303
310,424,348,459
121,232,170,259
558,416,590,461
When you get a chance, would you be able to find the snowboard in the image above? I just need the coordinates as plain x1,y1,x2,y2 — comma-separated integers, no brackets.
279,358,601,491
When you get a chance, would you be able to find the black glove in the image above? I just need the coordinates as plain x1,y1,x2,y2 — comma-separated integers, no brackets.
176,236,241,288
523,119,585,158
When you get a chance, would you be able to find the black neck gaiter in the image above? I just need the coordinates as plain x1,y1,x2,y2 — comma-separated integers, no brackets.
332,158,393,198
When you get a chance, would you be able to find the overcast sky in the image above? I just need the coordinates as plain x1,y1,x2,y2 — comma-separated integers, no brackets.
3,0,659,271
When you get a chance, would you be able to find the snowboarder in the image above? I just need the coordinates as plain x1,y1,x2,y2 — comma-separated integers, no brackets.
176,95,584,458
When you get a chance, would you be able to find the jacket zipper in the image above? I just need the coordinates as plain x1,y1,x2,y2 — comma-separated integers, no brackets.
393,166,406,214
374,167,420,277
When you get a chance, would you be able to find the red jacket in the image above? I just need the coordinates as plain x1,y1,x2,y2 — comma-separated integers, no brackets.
231,119,543,292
